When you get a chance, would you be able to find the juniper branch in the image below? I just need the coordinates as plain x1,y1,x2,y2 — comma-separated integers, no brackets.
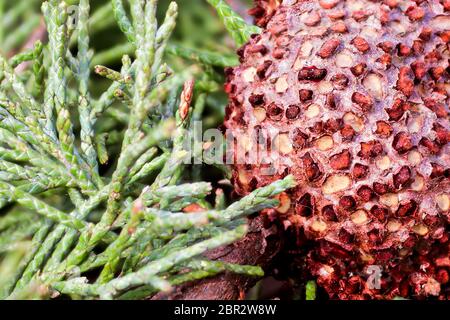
52,225,248,298
77,0,101,182
0,0,299,301
166,44,239,67
111,0,135,44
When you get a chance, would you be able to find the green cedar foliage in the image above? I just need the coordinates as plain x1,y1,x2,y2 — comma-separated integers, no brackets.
0,0,293,300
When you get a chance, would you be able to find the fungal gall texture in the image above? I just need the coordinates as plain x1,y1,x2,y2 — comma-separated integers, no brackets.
226,0,449,300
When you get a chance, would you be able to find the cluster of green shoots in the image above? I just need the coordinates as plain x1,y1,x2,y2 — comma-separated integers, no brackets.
0,0,295,300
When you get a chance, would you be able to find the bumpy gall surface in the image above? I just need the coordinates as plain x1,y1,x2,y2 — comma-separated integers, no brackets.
225,0,449,299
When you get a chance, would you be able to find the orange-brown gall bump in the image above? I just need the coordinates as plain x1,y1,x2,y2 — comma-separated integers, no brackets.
302,153,323,182
350,63,367,77
375,121,393,138
248,1,281,27
303,11,321,26
397,44,411,57
298,66,327,82
272,47,287,59
329,150,352,170
358,140,384,159
373,182,389,195
310,122,324,135
248,94,265,107
442,0,450,11
132,199,144,215
376,53,392,69
339,196,356,210
377,41,394,53
267,103,284,121
393,166,412,189
424,99,447,118
339,228,355,244
411,61,426,79
340,125,356,141
286,104,301,120
396,200,418,217
428,66,445,81
256,60,273,79
247,44,268,55
438,30,450,43
328,9,345,20
436,269,449,285
425,50,442,63
351,36,370,53
325,94,338,110
299,89,313,102
406,6,425,21
430,163,445,179
352,163,369,180
319,0,340,9
296,193,315,217
433,124,449,146
352,92,373,111
322,205,338,221
292,129,309,149
357,185,375,202
317,38,341,58
412,40,424,55
420,137,441,154
392,132,413,154
380,8,390,26
331,73,349,90
397,67,414,97
352,10,371,22
367,229,384,245
386,99,406,121
379,8,390,25
419,27,433,40
370,205,389,222
331,21,348,33
111,191,121,200
324,119,341,133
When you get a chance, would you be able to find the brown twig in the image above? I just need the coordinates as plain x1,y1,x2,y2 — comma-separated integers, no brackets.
152,215,283,300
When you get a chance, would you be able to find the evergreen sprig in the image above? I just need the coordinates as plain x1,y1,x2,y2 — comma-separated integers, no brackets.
0,0,296,300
